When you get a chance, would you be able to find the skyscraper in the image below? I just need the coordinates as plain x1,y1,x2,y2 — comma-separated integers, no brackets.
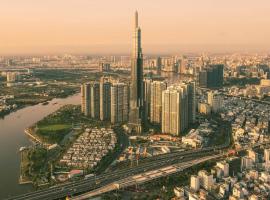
100,77,111,121
129,11,144,133
111,82,129,124
198,65,224,89
187,81,196,124
150,81,167,124
162,86,188,136
143,78,152,122
81,84,86,114
99,63,111,72
81,83,91,116
90,82,100,119
213,64,224,88
178,57,187,74
161,82,195,136
198,70,207,88
156,57,162,74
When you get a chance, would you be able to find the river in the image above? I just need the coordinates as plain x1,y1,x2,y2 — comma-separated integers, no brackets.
0,93,80,199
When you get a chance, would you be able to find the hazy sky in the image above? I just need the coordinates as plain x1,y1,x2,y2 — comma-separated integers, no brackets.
0,0,270,55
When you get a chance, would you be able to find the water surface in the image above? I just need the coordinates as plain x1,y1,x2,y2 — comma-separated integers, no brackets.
0,94,80,199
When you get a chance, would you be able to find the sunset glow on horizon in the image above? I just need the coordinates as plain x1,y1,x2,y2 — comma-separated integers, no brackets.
0,0,270,55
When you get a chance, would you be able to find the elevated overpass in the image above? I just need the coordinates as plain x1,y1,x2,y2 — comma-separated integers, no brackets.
6,148,220,200
72,154,223,200
7,137,270,200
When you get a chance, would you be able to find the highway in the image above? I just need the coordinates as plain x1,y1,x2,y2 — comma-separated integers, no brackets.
71,141,270,200
9,127,270,200
6,147,221,200
6,123,234,200
72,154,223,200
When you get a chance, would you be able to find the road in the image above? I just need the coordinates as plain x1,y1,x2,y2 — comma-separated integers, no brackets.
11,121,270,200
5,106,238,200
6,117,233,200
71,140,270,200
7,139,270,200
72,154,224,200
6,147,221,200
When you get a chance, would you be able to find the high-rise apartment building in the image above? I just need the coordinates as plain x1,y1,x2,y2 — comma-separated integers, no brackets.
162,85,188,136
81,84,86,114
150,81,167,124
81,77,130,123
161,82,195,136
199,64,224,89
111,82,129,124
90,82,100,119
143,78,152,121
178,84,189,130
100,77,111,121
156,57,162,73
187,81,196,124
129,11,144,133
162,57,178,72
198,70,208,88
198,170,214,190
178,58,187,74
216,161,229,177
81,83,91,116
207,91,223,113
99,63,111,72
214,64,224,88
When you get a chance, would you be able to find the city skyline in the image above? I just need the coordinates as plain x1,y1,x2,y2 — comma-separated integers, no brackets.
1,1,270,199
1,0,270,55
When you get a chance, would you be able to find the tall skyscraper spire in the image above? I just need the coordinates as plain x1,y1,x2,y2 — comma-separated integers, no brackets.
129,11,144,134
135,10,138,28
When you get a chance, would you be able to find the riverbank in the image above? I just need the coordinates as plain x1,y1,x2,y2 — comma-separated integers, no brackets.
0,67,107,119
31,105,81,144
23,103,84,147
19,104,87,186
19,149,33,185
0,105,24,118
20,103,129,187
24,128,51,148
0,93,81,199
18,105,80,186
0,89,78,119
19,145,51,187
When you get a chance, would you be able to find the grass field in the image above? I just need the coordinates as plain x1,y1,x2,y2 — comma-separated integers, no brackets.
34,104,110,144
38,124,71,132
37,123,72,144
